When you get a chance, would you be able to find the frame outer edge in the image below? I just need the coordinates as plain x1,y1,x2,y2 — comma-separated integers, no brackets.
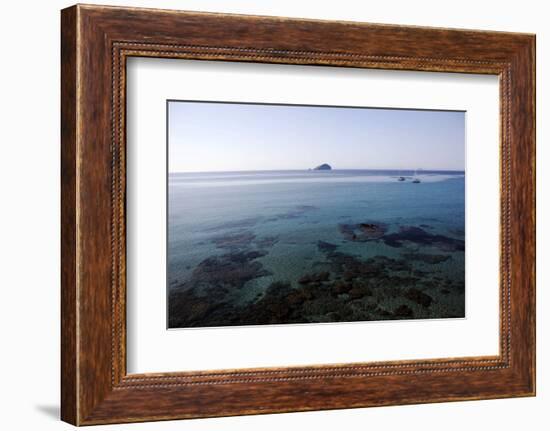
522,34,536,395
531,34,536,396
505,35,536,395
526,35,536,396
61,4,79,426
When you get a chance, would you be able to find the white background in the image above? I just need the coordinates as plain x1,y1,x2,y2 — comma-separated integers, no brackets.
0,0,547,430
127,59,500,373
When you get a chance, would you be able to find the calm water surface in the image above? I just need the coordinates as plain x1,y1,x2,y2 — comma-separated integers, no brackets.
168,170,465,328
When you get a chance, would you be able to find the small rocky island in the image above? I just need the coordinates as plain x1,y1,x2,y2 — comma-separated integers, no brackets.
313,163,332,170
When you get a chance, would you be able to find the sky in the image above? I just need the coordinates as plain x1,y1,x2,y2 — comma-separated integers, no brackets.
168,101,465,173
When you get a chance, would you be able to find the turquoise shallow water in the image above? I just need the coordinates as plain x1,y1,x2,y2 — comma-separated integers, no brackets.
168,170,465,328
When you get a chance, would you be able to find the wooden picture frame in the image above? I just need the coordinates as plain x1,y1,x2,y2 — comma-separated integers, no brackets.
61,4,535,425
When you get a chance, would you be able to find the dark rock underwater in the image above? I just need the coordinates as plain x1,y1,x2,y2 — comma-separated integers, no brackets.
168,220,465,328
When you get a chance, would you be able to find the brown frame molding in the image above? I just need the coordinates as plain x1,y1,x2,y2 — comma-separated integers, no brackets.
61,4,535,425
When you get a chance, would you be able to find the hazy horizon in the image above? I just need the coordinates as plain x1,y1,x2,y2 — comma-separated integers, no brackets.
168,101,465,173
169,167,466,174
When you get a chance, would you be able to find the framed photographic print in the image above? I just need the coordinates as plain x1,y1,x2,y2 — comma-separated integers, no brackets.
165,101,466,329
61,4,536,425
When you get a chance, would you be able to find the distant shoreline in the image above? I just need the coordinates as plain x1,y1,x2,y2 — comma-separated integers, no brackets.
169,168,466,175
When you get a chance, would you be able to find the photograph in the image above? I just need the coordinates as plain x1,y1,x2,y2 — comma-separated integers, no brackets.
167,101,466,328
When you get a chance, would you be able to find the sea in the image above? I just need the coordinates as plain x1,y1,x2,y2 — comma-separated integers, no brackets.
167,169,465,328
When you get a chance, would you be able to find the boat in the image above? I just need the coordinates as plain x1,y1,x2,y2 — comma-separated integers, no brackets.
398,176,406,182
412,169,421,183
